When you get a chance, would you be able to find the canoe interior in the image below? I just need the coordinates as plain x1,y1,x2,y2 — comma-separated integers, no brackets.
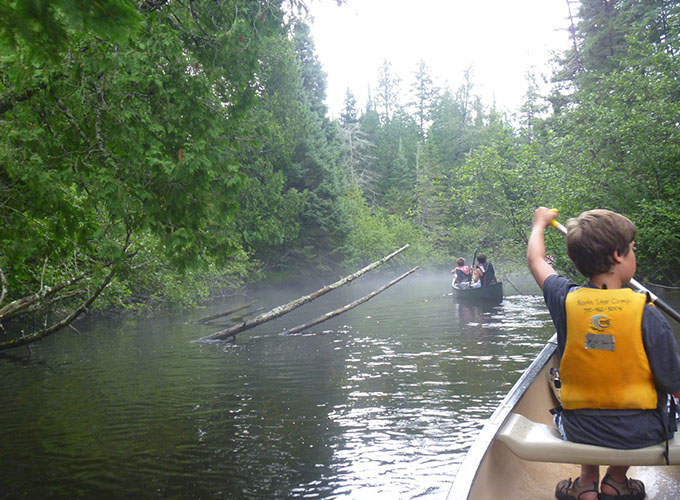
461,344,680,500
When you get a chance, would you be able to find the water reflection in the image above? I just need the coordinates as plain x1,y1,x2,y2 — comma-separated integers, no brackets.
287,280,556,499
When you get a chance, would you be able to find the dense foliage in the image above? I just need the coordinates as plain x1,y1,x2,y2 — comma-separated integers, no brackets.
1,0,679,348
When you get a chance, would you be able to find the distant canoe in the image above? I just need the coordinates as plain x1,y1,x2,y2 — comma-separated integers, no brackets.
452,281,503,303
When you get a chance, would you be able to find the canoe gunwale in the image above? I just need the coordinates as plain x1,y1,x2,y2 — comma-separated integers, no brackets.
452,281,503,303
446,334,558,499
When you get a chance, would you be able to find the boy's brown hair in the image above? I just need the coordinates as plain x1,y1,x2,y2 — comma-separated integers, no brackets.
566,209,636,278
456,257,465,266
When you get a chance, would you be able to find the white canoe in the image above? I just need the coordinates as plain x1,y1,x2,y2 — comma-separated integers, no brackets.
447,334,680,499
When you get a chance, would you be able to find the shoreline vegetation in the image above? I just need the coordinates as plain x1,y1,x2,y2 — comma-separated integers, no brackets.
2,1,680,351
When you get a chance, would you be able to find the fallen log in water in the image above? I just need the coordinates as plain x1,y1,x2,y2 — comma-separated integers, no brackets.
230,307,265,322
198,244,409,341
203,308,267,328
193,301,257,324
283,266,419,335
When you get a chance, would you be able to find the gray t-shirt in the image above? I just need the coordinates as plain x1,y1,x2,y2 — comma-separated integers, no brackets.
543,274,680,448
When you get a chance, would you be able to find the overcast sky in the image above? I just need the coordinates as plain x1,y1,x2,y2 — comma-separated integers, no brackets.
307,0,574,117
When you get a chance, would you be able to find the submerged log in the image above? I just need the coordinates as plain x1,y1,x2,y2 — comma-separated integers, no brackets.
194,301,256,324
230,307,265,322
198,244,409,341
284,266,419,335
203,308,267,328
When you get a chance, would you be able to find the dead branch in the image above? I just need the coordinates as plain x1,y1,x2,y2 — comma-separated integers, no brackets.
0,82,48,116
199,244,409,341
284,267,420,335
0,267,7,306
0,271,89,321
202,308,267,328
230,307,265,322
0,268,116,352
194,300,256,324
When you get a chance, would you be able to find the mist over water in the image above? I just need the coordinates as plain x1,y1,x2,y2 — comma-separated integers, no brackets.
2,270,678,498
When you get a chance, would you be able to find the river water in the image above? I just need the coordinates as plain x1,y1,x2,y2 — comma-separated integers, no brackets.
1,270,678,499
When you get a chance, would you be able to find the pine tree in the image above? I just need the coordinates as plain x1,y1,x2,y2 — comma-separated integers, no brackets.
409,60,437,136
340,88,358,125
375,60,401,125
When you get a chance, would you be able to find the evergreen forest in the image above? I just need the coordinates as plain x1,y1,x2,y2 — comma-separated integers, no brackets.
1,0,679,349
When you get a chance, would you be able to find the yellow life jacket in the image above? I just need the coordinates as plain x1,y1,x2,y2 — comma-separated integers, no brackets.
561,287,657,410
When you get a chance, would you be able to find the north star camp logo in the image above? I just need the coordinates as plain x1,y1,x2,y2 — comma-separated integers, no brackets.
591,314,611,330
587,315,615,351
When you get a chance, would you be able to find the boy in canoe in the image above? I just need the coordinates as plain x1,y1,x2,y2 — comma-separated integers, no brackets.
527,207,680,500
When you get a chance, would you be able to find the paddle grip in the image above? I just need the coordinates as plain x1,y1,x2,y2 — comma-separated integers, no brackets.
549,213,680,325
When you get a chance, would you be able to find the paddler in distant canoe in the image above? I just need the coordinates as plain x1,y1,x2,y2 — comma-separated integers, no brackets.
472,254,497,287
451,257,472,288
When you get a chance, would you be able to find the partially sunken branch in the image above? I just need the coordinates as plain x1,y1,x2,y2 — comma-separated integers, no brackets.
199,244,409,341
284,267,419,335
0,268,115,352
194,301,257,324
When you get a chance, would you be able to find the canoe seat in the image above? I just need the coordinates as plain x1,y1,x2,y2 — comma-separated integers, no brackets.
497,412,680,466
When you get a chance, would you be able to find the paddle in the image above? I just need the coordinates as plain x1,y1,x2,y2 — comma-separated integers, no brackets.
549,213,680,324
469,248,478,286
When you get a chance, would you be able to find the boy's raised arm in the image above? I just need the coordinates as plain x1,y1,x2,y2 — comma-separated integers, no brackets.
527,207,559,290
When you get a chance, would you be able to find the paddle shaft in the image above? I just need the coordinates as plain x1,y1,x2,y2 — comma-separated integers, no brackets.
550,220,680,324
469,248,478,285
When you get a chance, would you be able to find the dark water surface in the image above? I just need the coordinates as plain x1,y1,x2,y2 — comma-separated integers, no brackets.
2,271,679,499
